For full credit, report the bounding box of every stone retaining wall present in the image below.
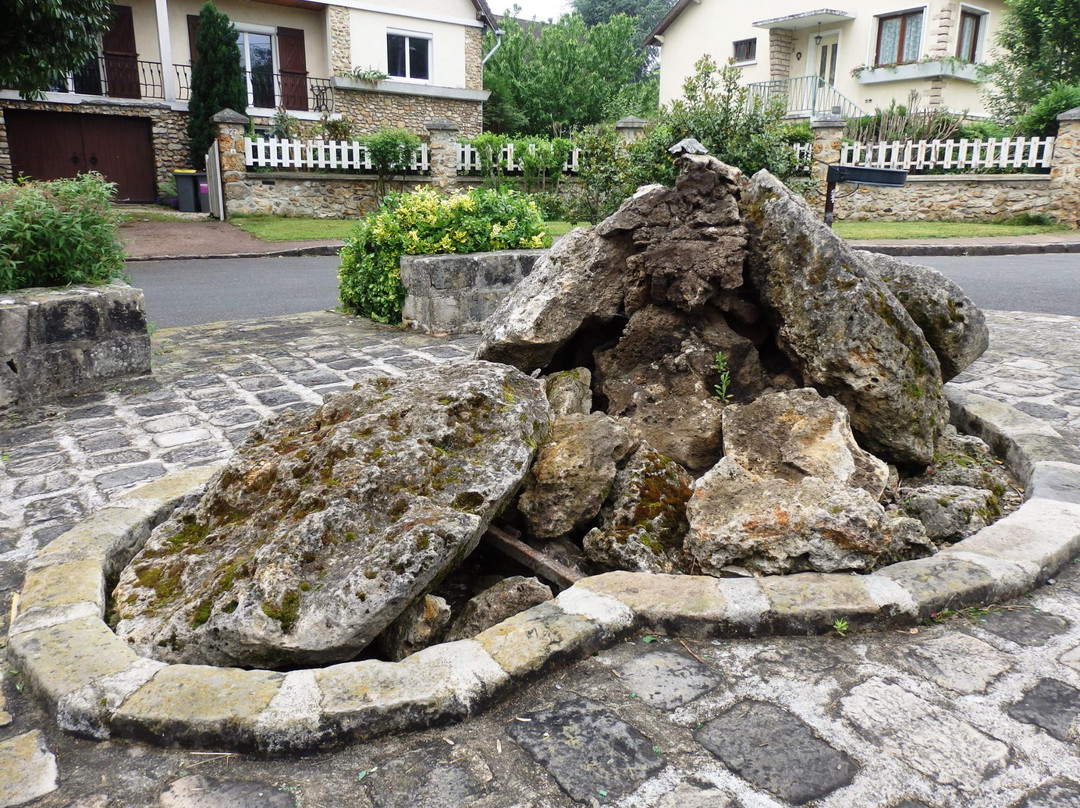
[401,250,546,335]
[0,283,151,410]
[833,175,1053,222]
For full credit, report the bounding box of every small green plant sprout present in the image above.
[713,351,733,402]
[348,66,388,84]
[832,618,850,637]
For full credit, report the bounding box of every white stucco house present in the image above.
[0,0,498,200]
[646,0,1007,120]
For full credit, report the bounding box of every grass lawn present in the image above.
[545,221,592,237]
[230,216,356,241]
[833,220,1069,240]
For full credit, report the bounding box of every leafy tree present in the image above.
[483,10,648,134]
[1018,82,1080,134]
[982,0,1080,120]
[1,0,113,99]
[187,2,247,169]
[572,0,674,72]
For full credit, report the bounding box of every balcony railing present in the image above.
[45,56,166,100]
[747,75,865,120]
[174,66,333,113]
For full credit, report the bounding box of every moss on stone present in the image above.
[262,589,302,633]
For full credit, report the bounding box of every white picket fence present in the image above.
[839,136,1056,173]
[245,137,430,172]
[457,141,581,174]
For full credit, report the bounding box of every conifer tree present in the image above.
[187,2,247,169]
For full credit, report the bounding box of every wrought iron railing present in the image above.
[174,65,333,113]
[46,57,165,100]
[747,75,865,119]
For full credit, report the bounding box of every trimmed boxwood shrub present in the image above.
[338,186,551,323]
[0,173,126,292]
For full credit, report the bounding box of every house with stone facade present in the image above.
[646,0,1006,120]
[0,0,497,202]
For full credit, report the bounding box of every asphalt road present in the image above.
[127,256,342,329]
[126,252,1080,329]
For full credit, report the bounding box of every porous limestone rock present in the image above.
[740,170,949,467]
[686,457,926,575]
[445,576,553,641]
[583,444,694,574]
[545,368,593,416]
[593,306,768,473]
[721,388,889,500]
[898,484,998,542]
[113,361,552,668]
[864,253,989,381]
[377,594,452,661]
[517,413,634,540]
[923,426,1010,496]
[475,226,633,371]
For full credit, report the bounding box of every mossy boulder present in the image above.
[113,360,552,668]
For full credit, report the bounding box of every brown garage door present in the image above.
[6,109,156,202]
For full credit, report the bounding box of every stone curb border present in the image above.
[125,245,342,263]
[8,388,1080,754]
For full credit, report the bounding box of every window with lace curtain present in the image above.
[956,10,982,62]
[875,9,924,66]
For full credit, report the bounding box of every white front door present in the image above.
[816,34,839,85]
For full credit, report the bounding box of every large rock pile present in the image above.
[113,156,999,669]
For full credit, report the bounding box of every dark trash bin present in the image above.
[197,175,210,213]
[174,170,199,213]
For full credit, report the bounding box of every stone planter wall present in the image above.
[832,174,1053,222]
[0,282,151,410]
[401,250,546,335]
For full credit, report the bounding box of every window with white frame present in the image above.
[237,27,276,108]
[387,31,431,81]
[733,38,757,64]
[875,9,924,66]
[956,8,986,62]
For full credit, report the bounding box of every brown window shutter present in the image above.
[278,27,308,112]
[103,5,140,99]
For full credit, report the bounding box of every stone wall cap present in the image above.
[616,115,648,127]
[1057,106,1080,121]
[811,114,846,128]
[212,109,250,124]
[425,118,459,131]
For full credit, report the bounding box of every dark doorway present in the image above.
[6,109,157,202]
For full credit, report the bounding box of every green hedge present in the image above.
[338,186,551,323]
[0,173,126,292]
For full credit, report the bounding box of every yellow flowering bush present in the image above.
[338,186,551,323]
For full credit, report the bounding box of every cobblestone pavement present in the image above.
[2,309,1080,808]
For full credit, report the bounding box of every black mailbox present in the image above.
[826,164,908,187]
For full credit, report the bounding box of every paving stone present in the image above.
[1058,644,1080,674]
[87,449,152,468]
[174,373,222,389]
[160,443,228,465]
[2,440,64,461]
[225,426,256,446]
[236,375,285,392]
[77,432,131,452]
[695,699,857,805]
[255,389,302,407]
[94,463,167,491]
[887,632,1012,694]
[384,356,436,370]
[979,607,1072,646]
[187,387,234,402]
[1009,779,1080,807]
[613,649,721,709]
[4,453,69,477]
[152,428,213,448]
[207,408,261,427]
[0,424,52,449]
[13,470,78,497]
[142,414,198,434]
[326,357,374,370]
[64,404,117,421]
[1016,402,1070,420]
[365,744,492,808]
[67,418,127,436]
[61,795,109,808]
[157,775,296,808]
[842,679,1010,789]
[24,494,86,525]
[0,730,58,808]
[508,695,664,803]
[1008,678,1080,741]
[267,357,310,372]
[134,401,187,418]
[653,782,738,808]
[193,397,245,414]
[32,522,76,548]
[228,361,267,376]
[288,369,342,386]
